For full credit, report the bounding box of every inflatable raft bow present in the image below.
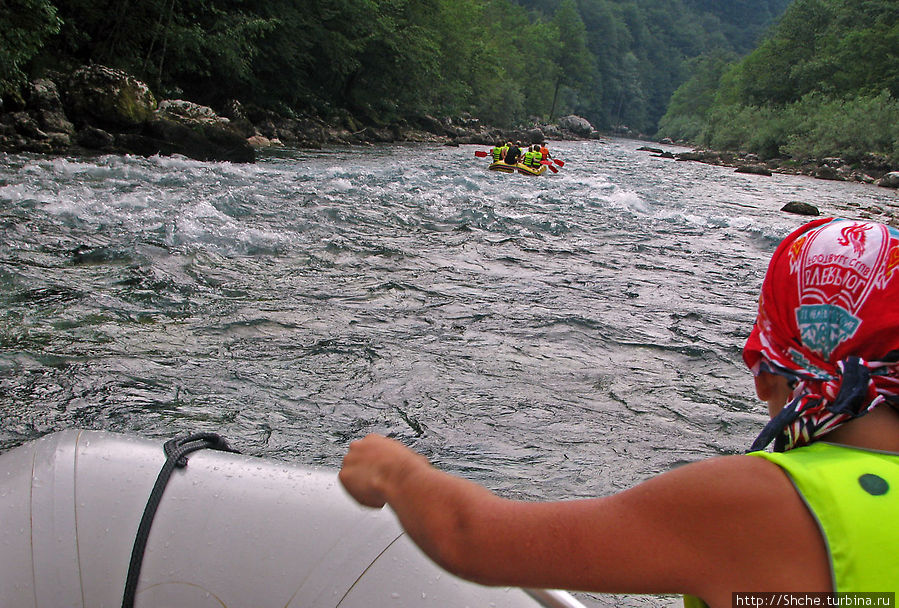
[0,429,586,608]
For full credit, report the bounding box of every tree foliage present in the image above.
[1,0,61,96]
[661,0,899,164]
[8,0,788,133]
[657,50,736,142]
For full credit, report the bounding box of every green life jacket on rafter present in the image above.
[685,442,898,608]
[752,442,898,591]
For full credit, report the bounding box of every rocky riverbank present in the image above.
[0,65,602,164]
[640,144,899,191]
[9,63,893,198]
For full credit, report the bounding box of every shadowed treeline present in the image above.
[3,0,787,135]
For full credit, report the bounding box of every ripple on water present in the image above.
[15,143,893,608]
[1,141,892,486]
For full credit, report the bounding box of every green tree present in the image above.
[688,0,899,161]
[578,0,630,129]
[780,91,899,164]
[39,0,275,104]
[680,0,793,52]
[10,0,794,137]
[0,0,61,96]
[657,50,736,141]
[157,2,276,103]
[549,0,594,121]
[333,0,442,123]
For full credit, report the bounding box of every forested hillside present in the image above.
[659,0,899,164]
[2,0,787,135]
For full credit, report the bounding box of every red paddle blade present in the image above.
[475,151,489,157]
[540,160,559,173]
[553,158,565,167]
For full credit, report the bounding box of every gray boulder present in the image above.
[813,165,845,181]
[412,115,445,135]
[29,79,75,135]
[735,164,772,176]
[782,201,820,216]
[523,127,545,144]
[157,99,229,125]
[875,171,899,188]
[76,125,115,151]
[557,115,594,137]
[6,111,45,139]
[142,99,255,163]
[0,79,73,153]
[541,123,563,138]
[65,65,157,130]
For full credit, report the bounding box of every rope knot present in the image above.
[163,432,239,467]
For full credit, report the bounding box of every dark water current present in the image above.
[2,139,897,606]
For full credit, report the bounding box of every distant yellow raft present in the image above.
[516,162,547,176]
[488,161,516,173]
[488,161,548,176]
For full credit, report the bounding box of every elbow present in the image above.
[419,497,511,587]
[429,540,501,587]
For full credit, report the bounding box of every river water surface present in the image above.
[1,139,897,606]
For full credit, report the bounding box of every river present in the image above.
[1,138,896,606]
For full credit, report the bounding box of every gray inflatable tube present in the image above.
[0,429,586,608]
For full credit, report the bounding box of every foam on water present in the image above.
[1,140,896,514]
[0,140,897,605]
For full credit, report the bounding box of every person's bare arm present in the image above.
[338,434,830,605]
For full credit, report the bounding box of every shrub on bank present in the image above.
[701,103,791,160]
[781,91,899,165]
[693,90,899,166]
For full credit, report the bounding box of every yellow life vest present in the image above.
[752,442,898,591]
[685,443,898,607]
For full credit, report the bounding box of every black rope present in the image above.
[122,432,239,608]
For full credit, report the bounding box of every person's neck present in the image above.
[822,404,899,453]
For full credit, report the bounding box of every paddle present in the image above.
[553,158,565,167]
[540,160,559,173]
[475,150,489,158]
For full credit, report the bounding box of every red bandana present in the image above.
[744,218,899,451]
